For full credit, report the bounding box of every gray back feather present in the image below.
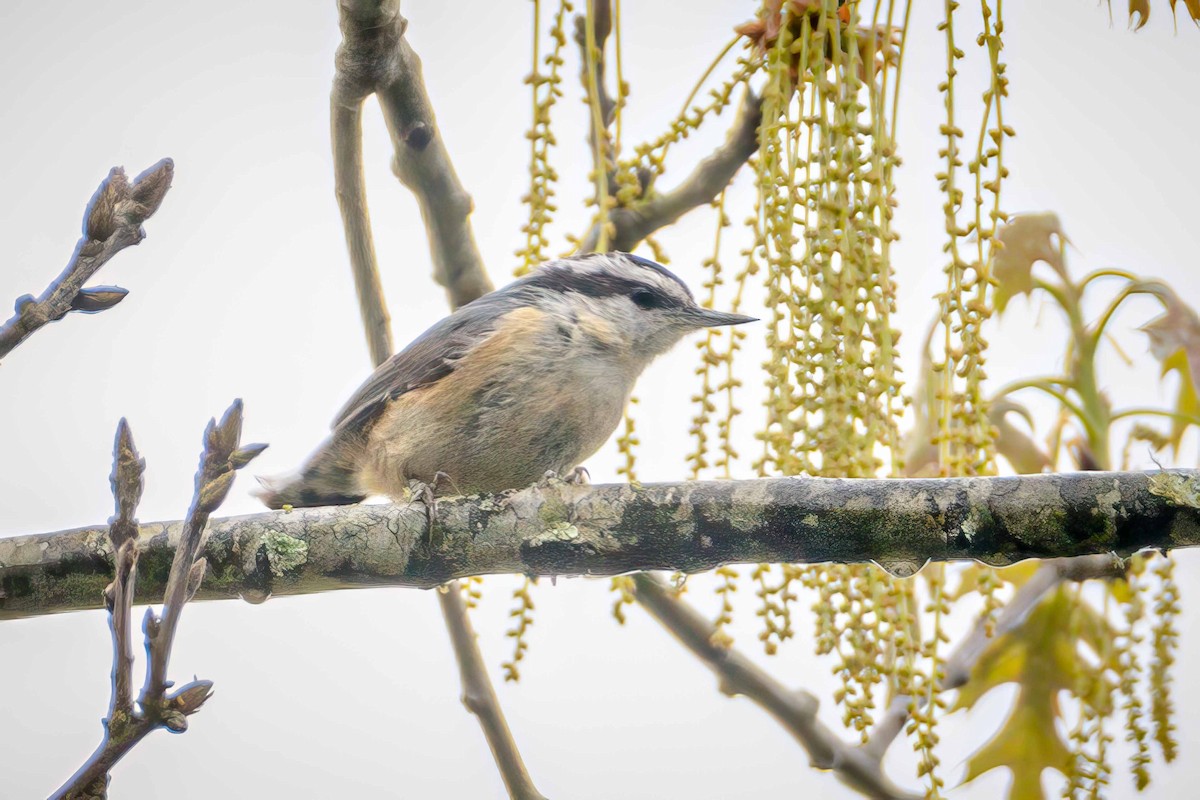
[332,252,690,432]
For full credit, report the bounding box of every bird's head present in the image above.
[520,252,757,359]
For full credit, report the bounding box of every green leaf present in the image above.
[955,587,1116,800]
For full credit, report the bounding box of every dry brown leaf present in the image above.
[993,213,1066,313]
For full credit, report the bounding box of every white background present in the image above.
[2,1,1198,797]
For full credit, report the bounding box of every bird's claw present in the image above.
[540,467,590,488]
[409,471,454,546]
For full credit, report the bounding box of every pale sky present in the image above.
[2,2,1199,798]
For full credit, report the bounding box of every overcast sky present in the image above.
[2,2,1199,798]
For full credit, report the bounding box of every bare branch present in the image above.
[440,584,547,800]
[331,6,535,796]
[332,0,492,315]
[573,3,616,131]
[51,402,264,799]
[574,1,618,198]
[107,419,145,720]
[332,96,393,366]
[578,88,761,253]
[631,574,919,800]
[0,159,173,362]
[5,470,1198,621]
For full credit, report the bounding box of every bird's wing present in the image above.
[331,292,516,433]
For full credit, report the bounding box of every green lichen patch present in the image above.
[527,522,580,548]
[261,531,309,577]
[1148,472,1200,509]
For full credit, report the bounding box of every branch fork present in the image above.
[52,401,265,800]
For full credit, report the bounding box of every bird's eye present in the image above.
[631,288,666,310]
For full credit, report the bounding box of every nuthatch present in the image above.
[255,252,756,509]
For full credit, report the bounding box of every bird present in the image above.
[254,252,756,509]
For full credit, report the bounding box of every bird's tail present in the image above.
[253,434,367,509]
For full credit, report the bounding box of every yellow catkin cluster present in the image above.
[1065,586,1114,800]
[710,1,929,755]
[582,0,613,250]
[516,0,573,276]
[502,577,538,682]
[508,3,1182,793]
[1117,557,1152,789]
[620,54,755,206]
[932,0,1008,479]
[710,565,739,648]
[1149,556,1180,763]
[610,575,636,624]
[687,192,731,479]
[910,2,1010,793]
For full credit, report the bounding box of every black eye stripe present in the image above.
[631,287,669,310]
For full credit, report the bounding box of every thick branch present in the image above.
[0,159,173,362]
[5,470,1199,620]
[578,88,761,253]
[632,574,918,800]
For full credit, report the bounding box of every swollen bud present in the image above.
[161,710,188,733]
[185,558,207,603]
[85,167,130,242]
[71,286,129,313]
[128,158,174,223]
[169,679,214,715]
[197,470,235,513]
[230,443,269,470]
[143,607,160,640]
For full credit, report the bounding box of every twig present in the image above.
[331,5,539,797]
[631,574,919,800]
[441,583,547,800]
[332,0,492,315]
[5,470,1198,620]
[0,159,173,362]
[857,554,1128,763]
[331,93,392,367]
[51,401,265,799]
[577,87,761,253]
[573,2,616,132]
[574,1,617,197]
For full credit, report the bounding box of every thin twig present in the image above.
[5,471,1196,620]
[331,94,393,367]
[631,574,919,800]
[577,88,761,253]
[0,159,173,362]
[51,402,265,799]
[574,1,618,202]
[441,584,547,800]
[331,5,540,797]
[332,0,492,313]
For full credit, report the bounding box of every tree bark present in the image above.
[3,470,1197,620]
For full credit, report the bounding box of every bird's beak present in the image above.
[680,307,759,327]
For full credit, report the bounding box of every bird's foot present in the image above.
[539,467,589,488]
[407,471,455,546]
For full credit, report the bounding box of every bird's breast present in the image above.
[361,305,635,497]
